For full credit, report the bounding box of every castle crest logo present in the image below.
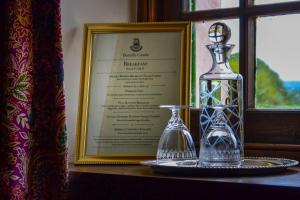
[130,38,143,52]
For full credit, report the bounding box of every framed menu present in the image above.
[75,22,191,164]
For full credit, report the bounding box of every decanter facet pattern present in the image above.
[200,79,243,141]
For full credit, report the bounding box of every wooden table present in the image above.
[68,164,300,199]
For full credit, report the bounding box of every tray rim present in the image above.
[141,157,299,176]
[141,157,299,170]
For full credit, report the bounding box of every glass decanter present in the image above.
[199,22,244,167]
[156,105,196,164]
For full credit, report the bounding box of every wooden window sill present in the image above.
[68,164,300,199]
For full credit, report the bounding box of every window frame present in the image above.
[137,0,300,160]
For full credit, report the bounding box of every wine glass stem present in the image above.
[169,109,180,124]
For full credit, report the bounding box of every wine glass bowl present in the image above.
[156,105,197,164]
[199,105,241,167]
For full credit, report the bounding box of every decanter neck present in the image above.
[207,43,235,74]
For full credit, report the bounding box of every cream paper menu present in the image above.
[85,32,181,156]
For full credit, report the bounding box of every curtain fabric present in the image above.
[0,0,67,199]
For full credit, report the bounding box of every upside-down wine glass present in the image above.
[156,105,197,165]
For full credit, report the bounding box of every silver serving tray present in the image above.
[141,157,299,176]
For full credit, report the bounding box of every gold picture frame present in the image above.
[75,22,191,164]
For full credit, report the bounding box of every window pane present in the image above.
[255,14,300,109]
[255,0,300,5]
[186,0,239,12]
[191,19,239,106]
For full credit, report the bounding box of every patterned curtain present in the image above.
[0,0,67,199]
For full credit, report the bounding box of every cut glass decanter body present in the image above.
[199,22,244,167]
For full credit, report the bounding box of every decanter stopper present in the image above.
[208,22,231,44]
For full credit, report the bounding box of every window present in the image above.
[137,0,300,160]
[256,14,300,109]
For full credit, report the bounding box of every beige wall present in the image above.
[61,0,136,162]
